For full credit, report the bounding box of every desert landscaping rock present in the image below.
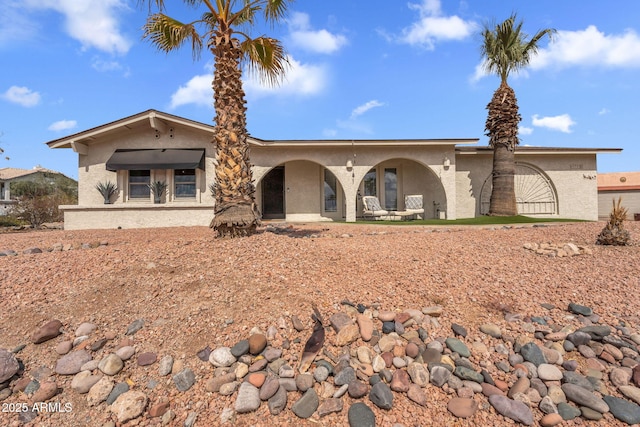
[603,395,640,425]
[172,368,195,392]
[562,383,609,413]
[489,394,534,425]
[1,222,640,426]
[109,390,148,423]
[98,353,124,376]
[125,318,144,335]
[0,349,19,383]
[447,397,478,418]
[291,388,319,418]
[348,402,376,427]
[31,319,63,344]
[55,350,92,375]
[369,382,393,410]
[235,382,261,413]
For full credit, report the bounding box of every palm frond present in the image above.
[480,14,554,83]
[241,36,289,87]
[143,13,204,60]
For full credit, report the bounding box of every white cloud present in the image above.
[170,75,212,109]
[531,26,640,70]
[532,114,576,133]
[2,86,41,107]
[519,126,533,136]
[244,56,327,98]
[351,100,385,119]
[288,12,347,54]
[399,0,477,48]
[48,120,77,131]
[598,108,610,115]
[24,0,131,54]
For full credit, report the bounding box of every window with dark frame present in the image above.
[129,170,150,199]
[174,169,196,198]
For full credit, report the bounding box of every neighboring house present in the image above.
[0,166,72,216]
[45,109,621,230]
[597,172,640,220]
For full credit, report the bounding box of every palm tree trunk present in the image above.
[486,82,520,216]
[489,144,517,215]
[209,38,261,237]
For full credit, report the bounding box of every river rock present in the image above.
[209,347,236,367]
[55,350,92,375]
[236,382,261,413]
[292,388,319,419]
[445,338,470,357]
[538,364,563,381]
[248,334,267,355]
[32,320,63,344]
[447,397,478,418]
[369,382,393,409]
[489,395,534,426]
[318,398,343,417]
[71,371,101,394]
[520,342,547,366]
[561,383,609,413]
[268,385,288,415]
[348,402,376,427]
[87,377,114,406]
[357,314,374,341]
[75,322,97,337]
[173,368,195,392]
[110,390,148,423]
[98,354,124,376]
[31,381,58,402]
[603,395,640,425]
[0,349,20,382]
[568,302,593,316]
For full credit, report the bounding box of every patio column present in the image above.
[345,188,357,222]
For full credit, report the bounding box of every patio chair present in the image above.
[404,194,424,219]
[362,196,389,220]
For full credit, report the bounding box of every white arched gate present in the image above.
[480,163,557,215]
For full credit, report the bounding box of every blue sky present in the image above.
[1,0,639,180]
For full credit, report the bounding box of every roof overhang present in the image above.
[249,138,479,147]
[105,149,205,171]
[46,110,215,150]
[456,146,623,155]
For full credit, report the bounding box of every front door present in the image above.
[262,166,285,219]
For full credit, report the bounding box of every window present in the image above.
[174,169,196,198]
[129,170,150,199]
[323,169,337,212]
[384,168,397,210]
[364,169,376,196]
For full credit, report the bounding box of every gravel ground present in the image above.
[0,221,639,426]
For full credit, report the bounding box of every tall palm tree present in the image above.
[481,15,555,216]
[141,0,292,237]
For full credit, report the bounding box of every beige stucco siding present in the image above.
[61,204,213,230]
[455,152,598,221]
[76,125,215,206]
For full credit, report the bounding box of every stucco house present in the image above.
[0,166,73,216]
[45,109,621,230]
[597,172,640,220]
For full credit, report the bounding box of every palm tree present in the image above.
[141,0,292,237]
[480,14,555,216]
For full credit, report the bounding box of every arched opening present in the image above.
[480,162,558,215]
[356,158,447,219]
[255,160,346,221]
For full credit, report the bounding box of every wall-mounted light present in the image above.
[443,156,451,169]
[346,160,353,171]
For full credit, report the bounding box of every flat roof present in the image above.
[456,146,623,155]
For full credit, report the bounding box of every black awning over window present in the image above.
[106,149,205,171]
